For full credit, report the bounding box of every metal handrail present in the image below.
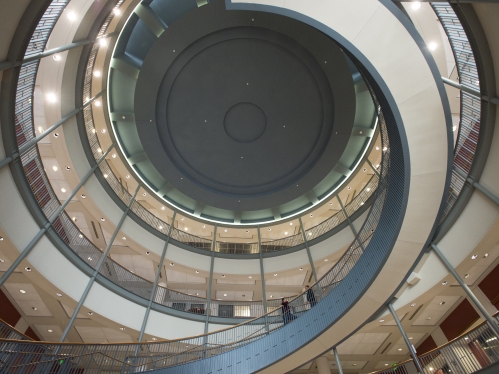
[431,3,482,224]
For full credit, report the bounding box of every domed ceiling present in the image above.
[108,0,376,224]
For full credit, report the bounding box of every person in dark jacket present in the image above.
[281,298,296,325]
[305,285,317,308]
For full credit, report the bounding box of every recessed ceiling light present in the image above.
[284,231,288,235]
[442,281,448,285]
[48,329,53,333]
[363,168,367,172]
[324,259,328,262]
[353,364,357,366]
[464,274,470,278]
[53,132,59,138]
[379,319,384,323]
[248,276,252,278]
[308,232,312,236]
[398,348,403,351]
[52,166,58,172]
[0,259,4,263]
[0,236,3,241]
[411,1,422,10]
[88,312,93,315]
[410,303,416,307]
[25,267,31,272]
[376,146,380,150]
[224,229,227,232]
[347,186,351,190]
[97,148,102,153]
[329,202,333,205]
[113,8,121,15]
[385,364,389,366]
[184,227,188,231]
[32,307,37,311]
[56,293,62,297]
[122,237,126,240]
[92,129,96,134]
[61,188,66,193]
[100,218,105,221]
[367,188,371,192]
[428,42,438,51]
[65,166,71,171]
[95,100,102,107]
[119,327,125,331]
[195,293,199,296]
[409,337,413,340]
[483,253,489,258]
[81,194,86,198]
[20,289,26,294]
[94,71,102,77]
[151,337,157,341]
[471,254,478,259]
[453,125,457,132]
[181,218,184,221]
[170,263,174,266]
[426,317,432,320]
[53,54,62,61]
[310,214,313,217]
[245,229,248,233]
[274,273,277,276]
[223,294,227,297]
[289,222,293,225]
[270,295,273,298]
[440,301,446,305]
[383,146,388,152]
[268,228,271,231]
[161,206,165,210]
[101,129,106,134]
[146,251,150,255]
[221,274,226,278]
[98,38,108,47]
[299,268,303,271]
[88,257,92,261]
[143,192,147,196]
[67,11,77,21]
[112,153,117,158]
[195,271,199,274]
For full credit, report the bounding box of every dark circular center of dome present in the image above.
[224,102,267,143]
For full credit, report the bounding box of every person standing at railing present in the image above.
[281,298,296,325]
[305,285,317,308]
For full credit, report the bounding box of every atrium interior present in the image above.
[0,0,499,373]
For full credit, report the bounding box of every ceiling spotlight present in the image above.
[122,237,126,240]
[52,166,58,172]
[46,93,57,103]
[471,254,478,259]
[56,293,62,297]
[143,192,147,196]
[0,259,4,263]
[442,281,448,285]
[95,100,102,107]
[170,262,174,266]
[53,54,62,61]
[224,294,227,297]
[268,228,271,231]
[146,251,150,255]
[65,166,71,171]
[426,317,432,320]
[409,337,413,340]
[248,276,252,279]
[126,175,130,179]
[310,214,313,217]
[299,268,303,271]
[347,186,351,190]
[221,274,226,278]
[398,348,403,351]
[53,132,59,138]
[103,174,108,178]
[270,295,273,298]
[411,1,422,10]
[483,253,489,258]
[94,71,102,77]
[224,229,227,232]
[61,188,66,193]
[98,38,108,47]
[428,42,438,51]
[101,129,106,134]
[440,301,446,305]
[113,8,121,16]
[48,329,53,333]
[67,11,77,21]
[32,307,38,311]
[464,274,470,278]
[88,257,92,261]
[112,153,117,158]
[81,194,86,199]
[20,289,26,294]
[324,259,328,262]
[379,319,384,323]
[274,273,277,276]
[308,232,312,236]
[245,229,248,233]
[181,218,184,221]
[453,125,457,132]
[410,303,416,307]
[100,218,105,222]
[88,312,93,315]
[119,327,125,331]
[383,146,388,152]
[92,129,96,134]
[159,226,163,230]
[195,271,200,274]
[161,207,165,210]
[184,227,188,231]
[376,146,380,150]
[0,236,3,241]
[284,231,288,235]
[363,168,367,172]
[290,222,293,225]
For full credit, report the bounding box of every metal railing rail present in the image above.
[371,314,499,374]
[431,3,482,224]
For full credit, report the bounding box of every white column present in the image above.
[316,356,331,374]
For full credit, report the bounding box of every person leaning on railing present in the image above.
[281,298,297,325]
[305,285,317,307]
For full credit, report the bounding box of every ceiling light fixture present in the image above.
[112,153,117,158]
[411,1,422,10]
[426,317,432,320]
[67,11,77,21]
[274,273,277,276]
[471,254,478,259]
[195,271,199,274]
[113,8,121,15]
[376,146,380,150]
[98,38,108,47]
[146,251,150,255]
[101,129,106,134]
[81,194,86,199]
[20,289,26,294]
[248,276,252,279]
[0,259,4,263]
[159,226,163,230]
[411,303,416,307]
[48,329,53,333]
[440,301,446,305]
[103,174,108,178]
[53,133,59,138]
[65,166,71,171]
[483,253,489,258]
[97,148,102,153]
[224,229,227,232]
[221,274,226,278]
[170,262,174,266]
[143,192,147,196]
[120,327,125,331]
[347,186,351,190]
[100,218,105,221]
[161,206,165,210]
[95,100,102,107]
[52,166,58,171]
[94,71,102,77]
[398,348,403,351]
[268,228,271,231]
[289,222,293,225]
[379,319,384,323]
[224,294,227,297]
[53,54,62,61]
[32,307,37,311]
[442,281,448,285]
[61,188,66,193]
[56,293,62,297]
[299,268,303,271]
[284,232,288,235]
[122,237,126,240]
[428,42,438,51]
[88,312,93,315]
[464,274,470,278]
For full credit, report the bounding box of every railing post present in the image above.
[366,158,380,177]
[333,348,343,374]
[59,185,140,342]
[136,211,176,349]
[337,196,365,252]
[298,217,318,283]
[388,303,425,374]
[258,227,269,333]
[0,144,114,288]
[431,243,499,337]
